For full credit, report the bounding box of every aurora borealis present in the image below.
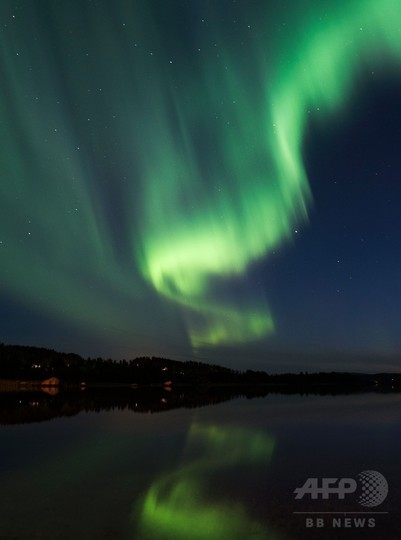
[2,0,401,369]
[135,423,276,539]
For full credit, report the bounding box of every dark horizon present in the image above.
[3,339,401,375]
[1,342,401,379]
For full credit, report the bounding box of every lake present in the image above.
[0,389,399,539]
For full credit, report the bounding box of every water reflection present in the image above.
[135,423,276,539]
[0,392,399,539]
[0,387,269,425]
[1,384,399,426]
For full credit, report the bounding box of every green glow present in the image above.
[134,423,276,540]
[139,0,401,346]
[1,1,401,353]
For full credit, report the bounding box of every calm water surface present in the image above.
[0,392,400,539]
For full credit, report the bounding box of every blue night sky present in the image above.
[1,0,401,372]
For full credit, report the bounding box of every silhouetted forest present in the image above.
[0,342,400,389]
[0,343,245,384]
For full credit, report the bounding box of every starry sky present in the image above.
[1,0,401,372]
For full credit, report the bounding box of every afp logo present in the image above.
[294,470,388,507]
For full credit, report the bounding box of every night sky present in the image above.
[1,0,401,371]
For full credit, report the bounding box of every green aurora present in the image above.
[1,0,401,356]
[134,423,276,539]
[139,0,401,348]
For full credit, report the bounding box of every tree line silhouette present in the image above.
[0,342,400,389]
